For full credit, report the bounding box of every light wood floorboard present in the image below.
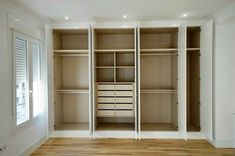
[32,138,235,156]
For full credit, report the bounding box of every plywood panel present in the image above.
[62,57,89,89]
[97,34,134,49]
[187,27,200,48]
[96,68,114,82]
[140,28,178,49]
[140,56,173,89]
[116,68,134,82]
[96,53,114,66]
[189,51,200,130]
[62,35,88,50]
[62,94,89,123]
[141,94,172,123]
[116,53,134,66]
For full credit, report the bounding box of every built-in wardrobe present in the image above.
[92,28,137,137]
[52,29,91,136]
[50,21,213,140]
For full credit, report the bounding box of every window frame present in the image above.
[12,30,42,129]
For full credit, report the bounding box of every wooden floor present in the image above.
[32,138,235,156]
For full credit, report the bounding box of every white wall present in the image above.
[213,3,235,147]
[0,0,49,155]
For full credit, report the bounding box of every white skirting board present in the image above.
[94,131,137,139]
[52,130,90,138]
[186,132,206,139]
[212,140,235,148]
[19,135,47,156]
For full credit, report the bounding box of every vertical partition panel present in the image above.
[178,23,187,139]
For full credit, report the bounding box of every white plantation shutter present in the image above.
[32,43,42,117]
[13,30,42,127]
[15,37,29,125]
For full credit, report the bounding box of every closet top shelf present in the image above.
[57,89,89,93]
[140,48,178,52]
[54,50,89,53]
[94,49,135,52]
[141,89,177,94]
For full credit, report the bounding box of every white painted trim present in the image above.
[212,140,235,148]
[8,14,42,40]
[50,22,90,29]
[19,135,47,156]
[92,21,137,28]
[94,131,136,138]
[187,132,206,139]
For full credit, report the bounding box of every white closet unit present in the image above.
[138,25,185,138]
[48,21,213,140]
[92,26,137,138]
[52,28,92,137]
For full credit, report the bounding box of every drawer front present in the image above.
[97,110,115,117]
[97,85,115,90]
[97,104,115,109]
[116,104,133,110]
[97,97,115,103]
[115,91,133,97]
[97,91,115,96]
[116,110,134,117]
[116,98,133,103]
[115,85,133,90]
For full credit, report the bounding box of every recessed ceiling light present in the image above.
[65,16,69,20]
[123,15,127,19]
[182,13,187,17]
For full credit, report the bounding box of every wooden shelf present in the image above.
[141,123,177,131]
[96,66,114,69]
[54,50,89,57]
[96,82,134,85]
[95,49,135,53]
[187,48,200,51]
[140,48,178,52]
[116,66,135,69]
[141,89,177,94]
[57,89,89,94]
[54,50,89,53]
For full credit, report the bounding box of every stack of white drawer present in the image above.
[97,84,134,117]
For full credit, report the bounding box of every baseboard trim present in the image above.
[19,135,47,156]
[212,139,235,148]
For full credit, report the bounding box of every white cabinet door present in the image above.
[178,23,187,139]
[200,20,213,141]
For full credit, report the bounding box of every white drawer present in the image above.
[97,104,115,109]
[115,85,133,90]
[116,110,134,117]
[97,85,115,90]
[97,110,115,117]
[97,97,115,103]
[116,104,133,109]
[116,91,133,96]
[97,91,115,96]
[116,98,133,103]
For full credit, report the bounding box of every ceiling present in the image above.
[14,0,235,22]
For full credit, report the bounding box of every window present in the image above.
[13,31,42,127]
[15,37,29,125]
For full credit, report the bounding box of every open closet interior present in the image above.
[93,28,136,130]
[186,27,201,131]
[140,28,178,131]
[53,29,90,131]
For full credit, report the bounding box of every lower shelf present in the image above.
[187,123,200,132]
[55,123,89,131]
[141,123,177,131]
[96,123,135,131]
